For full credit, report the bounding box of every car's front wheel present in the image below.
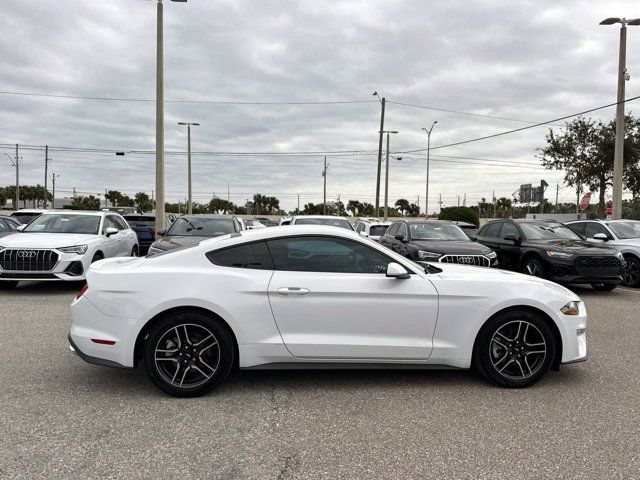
[144,311,235,397]
[522,257,545,278]
[622,255,640,288]
[474,309,556,388]
[0,281,18,290]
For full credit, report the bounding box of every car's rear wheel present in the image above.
[0,281,18,290]
[131,245,138,257]
[591,283,617,291]
[522,258,545,278]
[144,312,235,397]
[474,310,556,388]
[622,255,640,287]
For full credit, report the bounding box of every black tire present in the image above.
[522,257,545,278]
[131,245,138,257]
[622,256,640,288]
[91,252,104,263]
[144,311,235,397]
[0,281,18,290]
[591,283,617,292]
[473,309,556,388]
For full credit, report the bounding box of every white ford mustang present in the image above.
[0,211,138,288]
[69,225,587,397]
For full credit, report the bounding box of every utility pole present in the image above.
[73,187,77,198]
[375,95,386,215]
[51,172,58,209]
[337,194,341,216]
[600,17,640,219]
[555,184,559,211]
[155,0,165,232]
[438,193,443,212]
[492,190,496,218]
[383,130,399,221]
[7,144,20,209]
[177,122,199,215]
[105,188,108,208]
[322,156,327,215]
[297,193,300,214]
[422,121,438,218]
[463,193,466,207]
[44,145,51,208]
[227,182,230,203]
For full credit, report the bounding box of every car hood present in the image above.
[151,235,212,250]
[432,262,576,296]
[409,240,492,255]
[526,238,616,254]
[0,233,97,248]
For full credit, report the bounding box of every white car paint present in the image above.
[69,226,586,374]
[0,211,138,282]
[353,220,391,242]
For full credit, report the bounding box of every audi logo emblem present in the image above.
[459,256,475,264]
[17,250,38,258]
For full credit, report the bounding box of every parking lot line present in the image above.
[618,287,640,294]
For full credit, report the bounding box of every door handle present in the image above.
[277,287,310,296]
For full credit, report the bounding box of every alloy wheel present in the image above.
[154,323,220,388]
[623,260,640,287]
[489,320,547,380]
[525,261,542,277]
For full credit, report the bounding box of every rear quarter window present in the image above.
[206,242,274,270]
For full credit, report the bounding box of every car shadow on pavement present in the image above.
[1,281,83,295]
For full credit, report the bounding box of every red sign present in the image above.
[579,192,591,211]
[605,201,612,217]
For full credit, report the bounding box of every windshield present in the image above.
[606,221,640,239]
[294,218,353,230]
[23,214,100,234]
[409,223,470,241]
[10,212,43,224]
[519,222,581,241]
[167,217,236,237]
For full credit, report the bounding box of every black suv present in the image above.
[476,219,624,290]
[379,220,497,267]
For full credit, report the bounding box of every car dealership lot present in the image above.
[1,284,639,479]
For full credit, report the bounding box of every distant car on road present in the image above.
[0,215,21,238]
[123,213,174,255]
[10,209,50,225]
[565,219,640,288]
[148,215,243,255]
[0,211,138,289]
[289,215,354,230]
[353,220,391,242]
[380,220,497,267]
[476,219,624,290]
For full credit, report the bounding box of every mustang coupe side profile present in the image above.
[69,226,587,397]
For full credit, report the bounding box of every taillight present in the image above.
[91,339,116,345]
[76,283,88,300]
[149,229,156,235]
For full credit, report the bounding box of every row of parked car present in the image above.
[1,209,639,290]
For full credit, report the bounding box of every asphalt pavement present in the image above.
[1,281,639,479]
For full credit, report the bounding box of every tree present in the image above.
[69,195,101,210]
[208,197,235,214]
[346,200,363,217]
[394,198,411,216]
[135,192,153,213]
[407,203,420,217]
[438,206,479,226]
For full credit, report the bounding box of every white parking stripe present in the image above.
[618,287,640,294]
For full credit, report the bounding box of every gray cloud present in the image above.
[1,0,638,211]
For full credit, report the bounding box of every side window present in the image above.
[397,223,408,239]
[267,236,392,274]
[102,216,117,233]
[355,223,364,233]
[0,220,8,233]
[206,242,274,270]
[567,222,586,236]
[480,222,502,238]
[112,216,128,230]
[386,223,399,237]
[585,222,612,239]
[500,223,520,239]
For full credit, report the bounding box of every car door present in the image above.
[378,222,398,249]
[584,222,614,244]
[111,215,131,255]
[266,235,439,360]
[477,222,502,253]
[497,222,522,269]
[101,216,120,257]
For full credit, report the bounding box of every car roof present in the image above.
[199,225,360,246]
[39,210,106,216]
[11,209,50,214]
[176,214,236,219]
[292,215,350,220]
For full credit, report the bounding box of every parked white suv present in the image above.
[0,211,138,289]
[566,219,640,287]
[289,215,354,230]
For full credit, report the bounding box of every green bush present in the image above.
[438,206,479,227]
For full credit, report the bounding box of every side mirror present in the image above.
[17,224,26,231]
[394,234,406,242]
[593,233,609,241]
[503,234,519,242]
[156,228,166,236]
[386,262,410,279]
[105,227,118,237]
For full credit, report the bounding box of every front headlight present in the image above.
[58,244,88,255]
[560,301,580,316]
[546,250,573,258]
[486,251,497,259]
[417,251,442,260]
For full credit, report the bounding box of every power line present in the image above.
[0,90,378,106]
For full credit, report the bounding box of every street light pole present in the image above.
[374,94,386,216]
[178,122,199,215]
[600,17,640,219]
[421,121,437,218]
[322,156,328,215]
[382,130,398,221]
[51,172,59,210]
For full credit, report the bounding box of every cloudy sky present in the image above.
[1,0,638,212]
